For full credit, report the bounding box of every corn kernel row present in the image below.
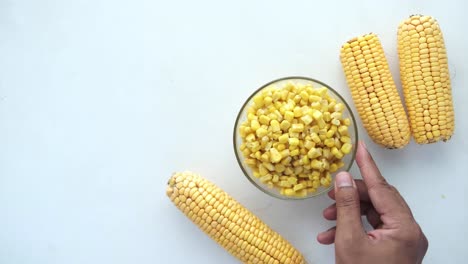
[239,81,352,197]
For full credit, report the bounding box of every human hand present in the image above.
[317,141,428,264]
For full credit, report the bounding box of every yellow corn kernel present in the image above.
[312,110,323,120]
[341,143,352,154]
[270,148,282,163]
[293,183,305,191]
[311,133,321,143]
[272,174,279,183]
[320,177,331,187]
[337,125,349,136]
[278,133,289,144]
[304,140,315,150]
[280,180,292,187]
[290,149,300,156]
[310,159,322,170]
[245,133,255,142]
[340,136,351,143]
[256,127,268,138]
[260,174,273,183]
[310,171,320,181]
[245,158,256,166]
[331,147,344,159]
[307,147,321,159]
[280,120,291,131]
[291,123,304,133]
[287,177,298,185]
[284,111,294,121]
[312,180,320,188]
[274,164,285,173]
[289,137,300,146]
[259,164,269,176]
[293,106,303,117]
[324,138,335,148]
[284,188,296,196]
[301,114,313,125]
[329,163,338,173]
[250,119,260,131]
[270,119,281,132]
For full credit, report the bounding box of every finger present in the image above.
[356,141,413,219]
[317,227,336,245]
[328,179,370,202]
[323,202,383,229]
[366,207,383,229]
[334,172,366,242]
[323,202,373,221]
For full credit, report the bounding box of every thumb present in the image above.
[334,172,365,242]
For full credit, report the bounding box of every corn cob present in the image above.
[397,15,455,143]
[166,171,306,264]
[340,33,411,148]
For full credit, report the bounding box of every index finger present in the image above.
[356,141,413,220]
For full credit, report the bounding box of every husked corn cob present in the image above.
[397,15,455,143]
[166,171,306,264]
[340,33,411,148]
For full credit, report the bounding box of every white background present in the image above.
[1,0,467,263]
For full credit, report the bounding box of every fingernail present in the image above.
[335,172,354,189]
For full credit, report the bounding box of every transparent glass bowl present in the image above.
[233,77,358,200]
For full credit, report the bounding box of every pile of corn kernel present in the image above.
[239,81,352,197]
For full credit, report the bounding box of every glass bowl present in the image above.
[233,76,358,200]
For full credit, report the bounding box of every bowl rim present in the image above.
[233,76,358,200]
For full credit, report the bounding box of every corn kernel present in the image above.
[284,188,295,196]
[246,133,256,142]
[324,138,335,148]
[284,111,294,121]
[341,143,352,154]
[270,148,282,163]
[250,119,260,131]
[291,123,304,132]
[290,149,300,156]
[338,125,349,135]
[301,114,313,125]
[311,159,322,170]
[288,137,299,146]
[260,174,272,183]
[293,183,305,191]
[278,134,289,144]
[287,177,298,185]
[280,120,291,131]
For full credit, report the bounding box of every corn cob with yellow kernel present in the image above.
[340,33,411,148]
[397,15,455,144]
[166,171,306,264]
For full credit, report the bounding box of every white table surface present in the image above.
[1,0,467,263]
